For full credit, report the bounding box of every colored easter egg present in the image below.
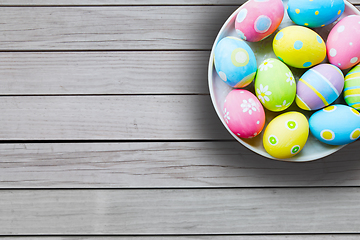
[295,64,344,111]
[327,15,360,70]
[344,64,360,110]
[214,36,257,88]
[234,0,284,42]
[309,104,360,145]
[223,89,265,138]
[255,58,296,111]
[273,26,326,68]
[263,111,309,159]
[287,0,344,28]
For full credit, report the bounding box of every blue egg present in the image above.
[309,104,360,145]
[287,0,345,28]
[214,36,257,88]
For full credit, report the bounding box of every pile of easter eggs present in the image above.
[214,0,360,159]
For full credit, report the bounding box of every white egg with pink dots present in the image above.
[327,15,360,70]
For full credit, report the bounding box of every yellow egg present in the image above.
[273,26,326,68]
[263,111,309,159]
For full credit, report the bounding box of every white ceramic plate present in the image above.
[208,0,360,162]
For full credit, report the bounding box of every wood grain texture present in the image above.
[0,0,357,5]
[0,51,209,95]
[0,141,360,188]
[0,6,236,51]
[0,0,244,5]
[1,236,360,239]
[0,95,231,140]
[1,188,360,234]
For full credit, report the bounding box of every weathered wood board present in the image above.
[0,141,359,188]
[1,188,360,234]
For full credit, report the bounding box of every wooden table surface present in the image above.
[0,0,360,238]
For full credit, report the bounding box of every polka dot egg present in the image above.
[344,64,360,110]
[287,0,344,28]
[309,104,360,145]
[296,64,344,111]
[263,111,309,159]
[223,89,265,139]
[327,15,360,70]
[214,36,257,88]
[235,0,284,42]
[273,26,326,68]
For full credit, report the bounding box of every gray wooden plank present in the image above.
[0,6,236,50]
[1,188,360,234]
[0,141,359,188]
[0,51,209,95]
[0,0,244,5]
[0,95,230,140]
[0,0,357,5]
[1,236,360,239]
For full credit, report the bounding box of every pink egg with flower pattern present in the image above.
[327,15,360,70]
[223,89,265,138]
[234,0,284,42]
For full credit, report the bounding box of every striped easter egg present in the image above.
[344,64,360,110]
[296,64,344,111]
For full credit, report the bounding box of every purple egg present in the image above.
[295,64,344,111]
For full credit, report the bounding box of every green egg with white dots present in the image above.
[255,58,296,112]
[263,111,309,159]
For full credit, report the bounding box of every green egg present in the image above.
[255,58,296,111]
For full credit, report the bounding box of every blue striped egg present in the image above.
[214,36,257,88]
[309,104,360,145]
[295,64,344,111]
[344,64,360,110]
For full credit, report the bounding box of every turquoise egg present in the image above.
[214,36,257,88]
[287,0,344,28]
[309,104,360,145]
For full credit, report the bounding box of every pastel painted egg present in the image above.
[327,15,360,70]
[287,0,344,28]
[214,36,257,88]
[235,0,284,42]
[263,111,309,159]
[344,64,360,110]
[255,58,296,111]
[223,89,265,138]
[273,26,326,68]
[296,64,344,111]
[309,104,360,145]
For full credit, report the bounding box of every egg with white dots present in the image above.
[273,26,326,68]
[287,0,344,28]
[234,0,284,42]
[296,64,344,111]
[327,15,360,70]
[309,104,360,145]
[214,36,257,88]
[263,111,309,159]
[223,89,265,139]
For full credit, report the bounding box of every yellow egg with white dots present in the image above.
[273,26,326,68]
[263,112,309,159]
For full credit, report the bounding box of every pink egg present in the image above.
[234,0,284,42]
[326,15,360,70]
[223,89,265,138]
